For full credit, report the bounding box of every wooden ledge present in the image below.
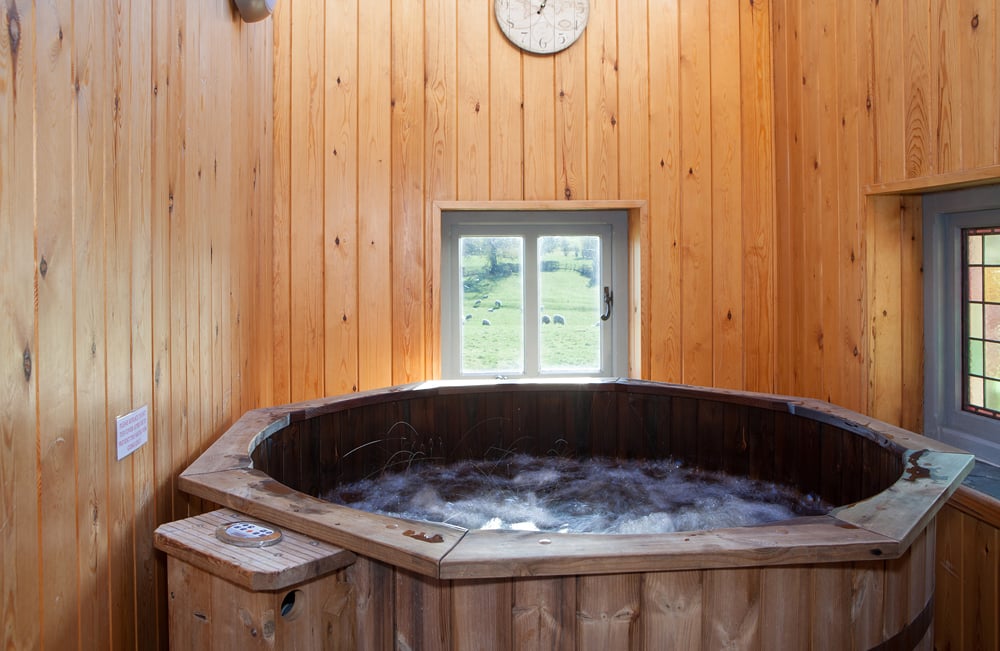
[864,165,1000,196]
[154,508,356,592]
[947,484,1000,528]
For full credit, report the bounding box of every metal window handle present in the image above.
[601,286,613,321]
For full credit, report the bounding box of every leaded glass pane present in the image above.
[964,226,1000,419]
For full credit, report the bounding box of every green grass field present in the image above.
[460,249,601,373]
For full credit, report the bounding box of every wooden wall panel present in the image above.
[0,2,272,649]
[774,0,1000,423]
[271,0,778,395]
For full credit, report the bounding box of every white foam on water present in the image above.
[324,454,831,535]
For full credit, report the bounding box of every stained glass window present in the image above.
[964,226,1000,418]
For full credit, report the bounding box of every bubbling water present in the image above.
[325,454,832,535]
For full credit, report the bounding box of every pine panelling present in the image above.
[796,0,823,400]
[905,2,933,178]
[456,1,490,202]
[274,1,777,396]
[646,0,681,383]
[271,0,291,404]
[325,0,360,395]
[128,0,156,643]
[556,42,587,201]
[36,0,78,646]
[740,0,775,395]
[585,0,619,201]
[424,0,456,378]
[834,0,868,414]
[74,1,112,647]
[679,0,714,386]
[931,0,962,172]
[0,2,271,649]
[710,0,743,391]
[1,2,40,648]
[391,0,426,384]
[149,0,173,644]
[773,1,987,418]
[289,0,324,401]
[356,0,393,391]
[960,0,998,170]
[490,13,524,200]
[523,55,557,201]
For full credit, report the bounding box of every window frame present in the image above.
[924,184,1000,466]
[440,209,629,380]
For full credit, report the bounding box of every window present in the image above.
[924,185,1000,466]
[441,210,628,379]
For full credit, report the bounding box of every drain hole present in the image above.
[281,589,304,620]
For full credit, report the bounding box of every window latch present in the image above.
[601,286,613,321]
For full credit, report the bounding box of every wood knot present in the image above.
[23,346,32,381]
[7,5,21,57]
[474,101,480,113]
[971,13,980,29]
[564,187,572,199]
[335,236,341,245]
[39,256,48,278]
[610,114,617,127]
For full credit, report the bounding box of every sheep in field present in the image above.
[482,319,491,326]
[552,314,566,325]
[541,315,551,324]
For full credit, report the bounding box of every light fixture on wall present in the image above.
[233,0,276,23]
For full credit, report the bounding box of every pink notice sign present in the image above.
[116,405,149,460]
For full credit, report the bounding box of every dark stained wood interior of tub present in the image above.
[249,384,906,510]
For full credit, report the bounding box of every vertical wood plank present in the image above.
[108,0,138,644]
[642,571,703,651]
[325,0,360,396]
[934,505,965,650]
[904,0,933,178]
[702,568,761,649]
[796,0,823,400]
[678,0,713,386]
[576,574,640,651]
[347,557,395,650]
[490,12,523,200]
[931,0,962,172]
[128,0,156,643]
[710,0,744,390]
[452,580,512,651]
[835,0,867,414]
[357,0,394,390]
[872,0,905,183]
[36,0,80,644]
[585,0,618,200]
[867,196,904,425]
[396,569,452,650]
[899,196,923,432]
[150,0,172,645]
[523,54,557,201]
[809,565,851,650]
[391,0,426,384]
[960,0,998,168]
[289,0,325,401]
[456,0,490,201]
[424,0,457,377]
[760,567,809,651]
[964,512,1000,651]
[555,37,586,200]
[513,577,576,651]
[740,0,776,394]
[850,564,886,650]
[271,0,292,403]
[647,0,681,383]
[0,2,40,648]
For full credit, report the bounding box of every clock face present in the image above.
[494,0,590,55]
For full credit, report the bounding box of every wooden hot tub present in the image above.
[180,379,973,650]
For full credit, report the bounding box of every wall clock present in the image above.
[494,0,590,55]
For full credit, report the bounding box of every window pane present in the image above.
[964,225,1000,419]
[538,235,602,372]
[459,237,524,374]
